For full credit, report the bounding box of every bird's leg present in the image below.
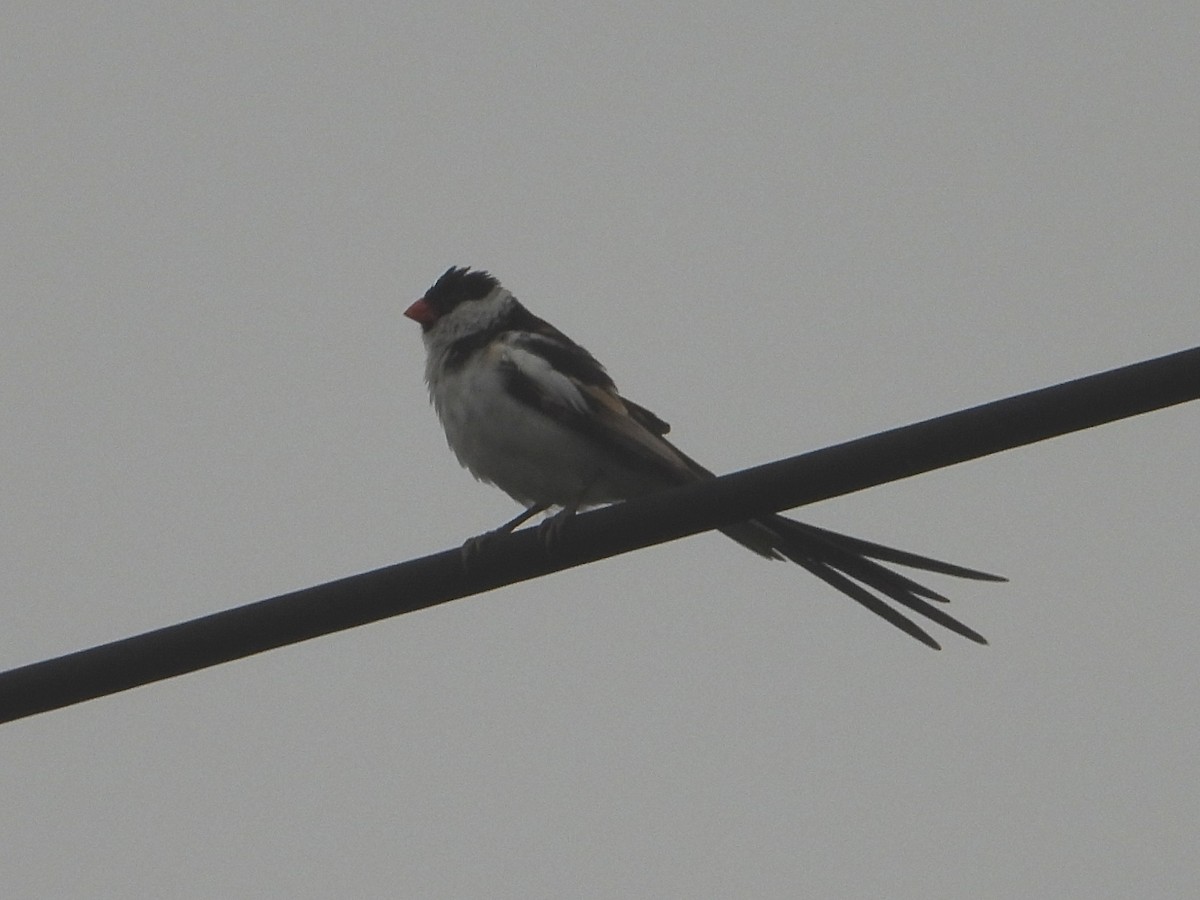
[535,476,600,553]
[535,503,578,551]
[461,503,550,566]
[494,504,549,534]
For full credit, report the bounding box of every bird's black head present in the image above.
[422,266,500,317]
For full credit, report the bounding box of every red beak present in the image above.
[403,298,437,326]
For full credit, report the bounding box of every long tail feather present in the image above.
[781,518,1007,582]
[720,514,1001,648]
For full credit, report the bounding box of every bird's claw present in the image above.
[460,505,576,568]
[535,507,575,554]
[460,530,502,568]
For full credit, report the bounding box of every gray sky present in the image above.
[3,3,1198,897]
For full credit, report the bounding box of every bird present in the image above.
[403,266,1005,648]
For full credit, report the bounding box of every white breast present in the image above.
[427,342,615,508]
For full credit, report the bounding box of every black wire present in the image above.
[1,346,1197,725]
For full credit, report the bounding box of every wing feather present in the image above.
[498,338,696,486]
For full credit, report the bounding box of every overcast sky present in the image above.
[3,4,1198,897]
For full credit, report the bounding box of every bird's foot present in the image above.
[460,529,503,568]
[459,504,550,569]
[535,506,577,554]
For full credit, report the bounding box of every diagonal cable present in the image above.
[0,345,1196,725]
